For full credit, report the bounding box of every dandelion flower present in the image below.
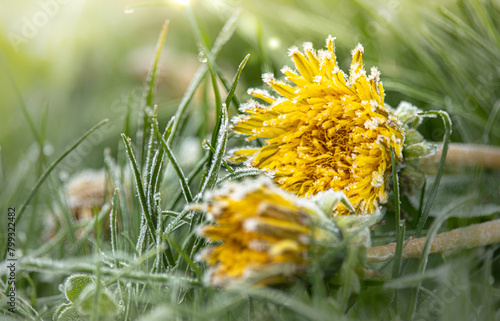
[231,37,404,215]
[197,177,340,286]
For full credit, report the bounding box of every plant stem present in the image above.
[420,143,500,169]
[367,219,500,263]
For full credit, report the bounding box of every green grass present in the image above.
[1,1,500,320]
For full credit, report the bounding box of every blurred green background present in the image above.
[1,0,499,191]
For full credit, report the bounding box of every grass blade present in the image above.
[199,105,229,196]
[138,20,170,166]
[110,189,119,258]
[217,168,263,184]
[224,53,250,111]
[121,134,156,241]
[414,111,452,237]
[151,115,193,203]
[390,147,405,311]
[203,140,234,173]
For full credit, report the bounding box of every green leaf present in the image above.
[64,274,95,303]
[404,128,424,145]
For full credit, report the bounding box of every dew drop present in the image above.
[123,8,135,14]
[198,51,207,63]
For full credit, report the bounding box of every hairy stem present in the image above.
[367,219,500,263]
[420,143,500,169]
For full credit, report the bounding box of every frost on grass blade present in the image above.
[217,168,263,185]
[199,105,229,195]
[136,216,148,256]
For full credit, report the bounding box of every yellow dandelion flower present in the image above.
[231,36,404,215]
[197,177,340,286]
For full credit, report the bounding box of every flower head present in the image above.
[231,37,404,215]
[197,177,340,286]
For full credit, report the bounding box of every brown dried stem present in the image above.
[367,219,500,263]
[420,143,500,170]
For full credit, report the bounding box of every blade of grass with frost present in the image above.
[168,153,209,209]
[217,168,263,184]
[151,116,193,203]
[155,196,166,272]
[210,52,250,114]
[414,111,452,237]
[203,140,234,173]
[148,113,174,208]
[167,8,242,146]
[105,148,137,248]
[145,108,161,215]
[139,20,169,167]
[110,189,119,263]
[196,53,248,186]
[224,53,250,111]
[149,150,164,195]
[164,209,191,235]
[18,256,200,287]
[197,43,223,169]
[216,70,241,113]
[198,105,229,196]
[121,134,157,243]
